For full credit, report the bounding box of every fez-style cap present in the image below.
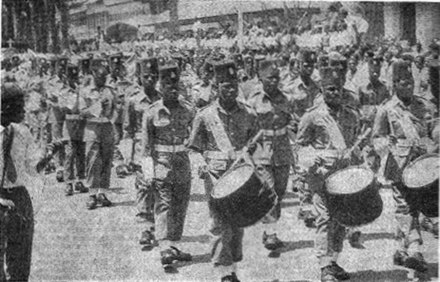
[1,82,24,102]
[136,57,159,77]
[202,60,214,74]
[368,53,383,68]
[87,53,94,59]
[392,59,413,82]
[110,52,123,64]
[212,60,237,84]
[159,61,179,82]
[67,64,79,78]
[256,58,280,79]
[232,54,244,67]
[296,49,317,64]
[318,52,347,88]
[90,58,109,73]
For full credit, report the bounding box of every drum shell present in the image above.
[403,154,439,218]
[326,168,383,227]
[210,164,278,228]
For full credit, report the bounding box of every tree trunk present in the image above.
[29,0,38,51]
[58,0,70,51]
[40,0,49,52]
[169,0,179,35]
[48,1,59,53]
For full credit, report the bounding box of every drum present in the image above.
[210,162,278,228]
[402,153,439,217]
[325,166,383,227]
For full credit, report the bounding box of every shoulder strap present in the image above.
[205,108,234,152]
[1,125,14,189]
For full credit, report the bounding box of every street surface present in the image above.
[28,152,438,282]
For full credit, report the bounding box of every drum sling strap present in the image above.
[1,125,15,192]
[206,109,234,153]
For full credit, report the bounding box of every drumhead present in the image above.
[326,166,374,195]
[403,154,440,189]
[211,164,255,199]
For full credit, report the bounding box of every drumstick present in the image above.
[229,130,264,169]
[343,127,372,160]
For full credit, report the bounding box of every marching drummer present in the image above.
[372,59,431,273]
[296,51,361,282]
[188,60,258,282]
[247,57,296,252]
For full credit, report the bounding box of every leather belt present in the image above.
[86,117,111,123]
[66,114,83,120]
[262,127,287,136]
[204,151,237,160]
[154,144,186,152]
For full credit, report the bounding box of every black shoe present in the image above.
[404,252,428,273]
[347,230,364,249]
[221,272,241,282]
[393,250,409,266]
[321,266,339,282]
[74,181,89,193]
[139,229,156,247]
[56,170,64,182]
[262,231,284,251]
[135,212,155,223]
[115,164,130,178]
[65,183,74,196]
[331,262,350,280]
[97,193,112,207]
[421,217,439,239]
[160,246,192,266]
[86,195,98,210]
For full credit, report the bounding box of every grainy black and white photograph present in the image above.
[0,0,439,281]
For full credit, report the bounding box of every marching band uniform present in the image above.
[372,60,430,273]
[296,52,361,282]
[142,61,194,266]
[247,58,295,250]
[188,60,257,282]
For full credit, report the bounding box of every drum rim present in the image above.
[210,162,255,199]
[402,153,440,189]
[325,165,375,195]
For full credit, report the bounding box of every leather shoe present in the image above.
[347,230,364,249]
[321,266,338,282]
[86,195,98,210]
[263,231,284,251]
[160,246,192,266]
[65,183,73,196]
[139,229,156,247]
[405,252,428,272]
[421,217,439,239]
[221,272,241,282]
[56,170,64,182]
[331,262,350,280]
[74,181,89,193]
[97,193,112,207]
[394,250,428,272]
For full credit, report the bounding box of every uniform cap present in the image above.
[256,58,280,79]
[296,49,317,64]
[158,61,179,82]
[1,82,24,102]
[91,58,109,74]
[212,60,237,84]
[67,64,79,79]
[392,59,413,82]
[137,57,159,77]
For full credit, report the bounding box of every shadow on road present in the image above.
[348,269,409,281]
[280,201,300,208]
[190,193,208,202]
[361,232,395,242]
[180,234,211,244]
[425,262,439,280]
[268,240,315,257]
[107,187,129,194]
[112,200,135,207]
[176,253,212,269]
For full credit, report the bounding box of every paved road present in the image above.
[28,153,438,281]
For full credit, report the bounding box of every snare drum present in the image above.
[326,166,383,227]
[402,153,439,217]
[210,162,278,228]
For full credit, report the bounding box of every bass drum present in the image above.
[326,166,383,227]
[402,153,439,217]
[210,162,278,228]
